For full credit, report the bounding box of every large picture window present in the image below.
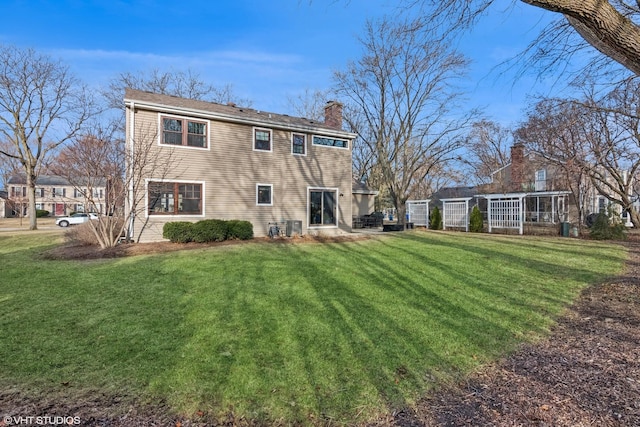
[161,116,208,148]
[148,181,202,215]
[254,128,272,151]
[309,188,337,226]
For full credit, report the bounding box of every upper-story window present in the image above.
[161,116,208,148]
[292,133,306,155]
[535,169,546,191]
[10,186,26,197]
[52,188,66,197]
[312,135,348,149]
[254,128,272,151]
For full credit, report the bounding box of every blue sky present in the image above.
[1,0,565,126]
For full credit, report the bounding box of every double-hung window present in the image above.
[535,169,546,191]
[11,186,26,197]
[161,116,208,148]
[309,188,338,227]
[148,181,202,215]
[254,128,272,151]
[292,133,306,155]
[257,184,273,206]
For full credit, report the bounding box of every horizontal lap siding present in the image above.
[132,108,352,242]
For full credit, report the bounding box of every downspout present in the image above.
[127,102,135,241]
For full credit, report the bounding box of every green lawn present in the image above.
[0,230,627,424]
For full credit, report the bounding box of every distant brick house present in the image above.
[7,175,107,217]
[124,89,361,242]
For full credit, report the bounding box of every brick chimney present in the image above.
[510,143,525,192]
[324,101,343,130]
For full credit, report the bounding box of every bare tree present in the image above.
[463,120,513,184]
[0,45,99,230]
[0,140,21,190]
[412,1,640,77]
[515,99,594,226]
[286,88,333,122]
[48,122,126,248]
[333,16,473,224]
[517,81,640,227]
[104,68,252,111]
[286,88,379,184]
[48,118,177,248]
[580,79,640,227]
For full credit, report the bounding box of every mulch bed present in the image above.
[6,238,640,426]
[380,241,640,427]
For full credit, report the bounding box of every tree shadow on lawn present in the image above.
[389,232,627,312]
[1,232,629,426]
[129,236,517,424]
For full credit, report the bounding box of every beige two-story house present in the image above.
[124,89,358,242]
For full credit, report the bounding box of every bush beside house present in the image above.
[163,219,253,243]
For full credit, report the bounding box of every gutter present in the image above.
[127,101,135,241]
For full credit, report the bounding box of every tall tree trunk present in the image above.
[629,208,640,229]
[26,168,37,230]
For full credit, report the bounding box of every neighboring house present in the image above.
[487,144,640,227]
[0,190,10,218]
[425,144,571,234]
[426,143,637,234]
[124,88,359,242]
[482,143,572,230]
[7,175,107,217]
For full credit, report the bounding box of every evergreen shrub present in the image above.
[589,208,627,240]
[163,221,194,243]
[430,206,442,230]
[469,205,484,232]
[227,220,253,240]
[191,219,228,243]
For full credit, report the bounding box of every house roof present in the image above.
[430,186,481,202]
[8,174,107,186]
[0,190,7,200]
[124,88,358,139]
[352,180,378,195]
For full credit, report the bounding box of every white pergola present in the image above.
[441,197,473,232]
[477,191,570,235]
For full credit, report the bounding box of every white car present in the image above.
[56,213,99,227]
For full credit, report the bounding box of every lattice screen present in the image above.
[443,201,468,229]
[489,199,521,229]
[406,200,430,226]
